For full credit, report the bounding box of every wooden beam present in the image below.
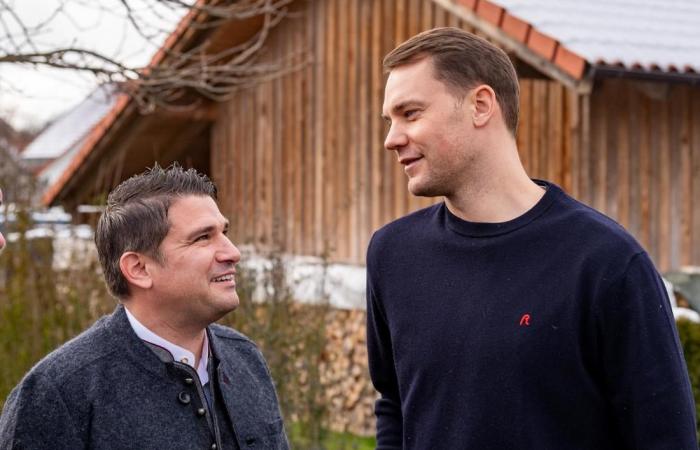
[155,104,219,122]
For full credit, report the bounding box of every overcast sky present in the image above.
[0,0,186,130]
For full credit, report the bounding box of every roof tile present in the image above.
[491,0,700,74]
[554,45,587,79]
[476,0,505,26]
[527,28,558,60]
[501,12,530,42]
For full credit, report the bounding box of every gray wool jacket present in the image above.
[0,305,289,450]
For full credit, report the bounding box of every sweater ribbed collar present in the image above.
[443,180,559,238]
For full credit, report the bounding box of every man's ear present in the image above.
[119,252,153,291]
[471,84,497,128]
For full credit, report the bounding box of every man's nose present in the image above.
[218,235,241,264]
[384,124,408,151]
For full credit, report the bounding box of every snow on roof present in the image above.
[22,85,117,161]
[38,132,89,187]
[492,0,700,73]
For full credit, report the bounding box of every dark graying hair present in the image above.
[383,27,520,136]
[95,163,217,299]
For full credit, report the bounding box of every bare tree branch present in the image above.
[117,0,161,40]
[0,0,302,112]
[0,0,39,52]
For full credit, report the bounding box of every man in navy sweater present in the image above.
[367,27,697,449]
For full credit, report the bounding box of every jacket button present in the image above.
[197,408,206,416]
[184,377,194,385]
[178,391,191,405]
[245,437,256,446]
[210,444,217,449]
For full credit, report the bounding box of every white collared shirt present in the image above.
[124,307,210,385]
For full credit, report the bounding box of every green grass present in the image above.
[288,423,376,450]
[323,430,376,450]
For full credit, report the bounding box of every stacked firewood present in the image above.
[321,309,377,436]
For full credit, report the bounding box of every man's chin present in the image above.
[204,296,240,324]
[408,179,442,198]
[218,295,240,314]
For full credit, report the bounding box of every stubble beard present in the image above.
[408,180,443,198]
[209,290,240,320]
[407,167,455,198]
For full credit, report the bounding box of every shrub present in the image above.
[0,209,113,404]
[222,248,330,448]
[676,319,700,436]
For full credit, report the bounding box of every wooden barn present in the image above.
[44,0,700,273]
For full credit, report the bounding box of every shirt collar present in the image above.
[124,306,209,385]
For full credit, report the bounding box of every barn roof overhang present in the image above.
[43,2,267,207]
[437,0,700,94]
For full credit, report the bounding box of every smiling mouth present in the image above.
[211,274,235,283]
[400,156,423,174]
[399,155,422,166]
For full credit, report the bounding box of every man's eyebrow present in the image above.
[186,220,229,241]
[186,225,215,241]
[381,100,425,121]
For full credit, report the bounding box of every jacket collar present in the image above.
[99,305,169,380]
[105,304,227,382]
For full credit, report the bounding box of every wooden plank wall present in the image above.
[211,0,700,271]
[571,80,700,272]
[212,0,480,264]
[517,79,574,193]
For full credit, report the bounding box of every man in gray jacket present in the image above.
[0,165,288,449]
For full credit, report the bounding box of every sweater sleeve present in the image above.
[0,372,86,449]
[366,238,403,449]
[597,252,697,449]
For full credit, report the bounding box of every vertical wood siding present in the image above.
[574,80,700,271]
[212,0,468,264]
[211,0,700,271]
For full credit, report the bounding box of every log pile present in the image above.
[321,309,377,436]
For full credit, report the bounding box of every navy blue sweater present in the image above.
[366,182,697,449]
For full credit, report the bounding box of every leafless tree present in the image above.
[0,118,35,203]
[0,0,300,112]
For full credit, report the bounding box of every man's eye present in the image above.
[404,109,418,119]
[195,235,209,242]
